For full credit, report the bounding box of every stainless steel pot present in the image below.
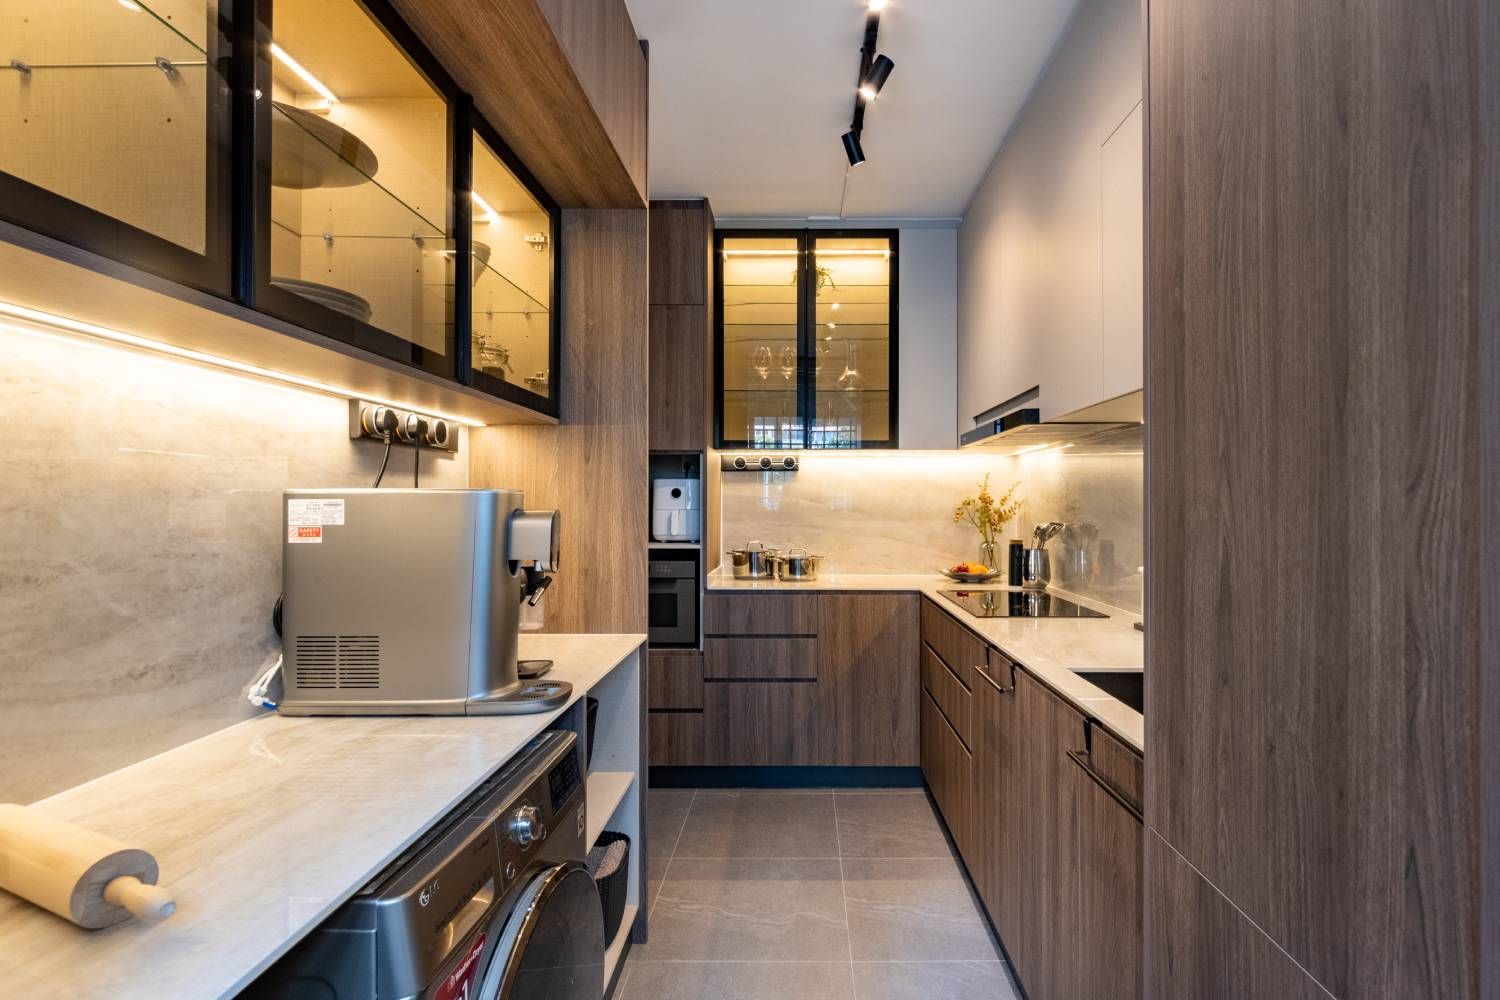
[725,542,780,579]
[777,547,822,581]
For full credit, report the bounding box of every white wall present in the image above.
[718,220,960,450]
[957,0,1142,432]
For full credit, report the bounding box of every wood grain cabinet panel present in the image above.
[1147,0,1489,992]
[649,710,704,766]
[974,663,1023,949]
[704,681,831,765]
[920,690,974,861]
[1009,668,1086,999]
[703,593,819,636]
[1089,721,1143,814]
[920,643,972,751]
[704,637,816,680]
[647,650,703,709]
[819,594,919,766]
[1063,735,1143,999]
[648,304,708,451]
[648,201,711,305]
[1145,831,1327,1000]
[919,598,985,689]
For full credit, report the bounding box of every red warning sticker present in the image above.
[434,933,486,1000]
[288,525,323,544]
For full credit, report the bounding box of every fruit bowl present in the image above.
[941,564,1003,584]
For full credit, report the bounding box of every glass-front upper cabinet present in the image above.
[469,124,558,411]
[716,229,897,449]
[0,0,233,292]
[251,0,458,379]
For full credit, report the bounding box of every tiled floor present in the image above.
[614,788,1023,1000]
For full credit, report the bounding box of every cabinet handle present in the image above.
[1066,750,1143,823]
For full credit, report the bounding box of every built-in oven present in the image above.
[648,550,699,647]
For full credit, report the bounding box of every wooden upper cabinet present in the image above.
[649,199,714,450]
[821,594,919,766]
[651,201,712,305]
[389,0,646,208]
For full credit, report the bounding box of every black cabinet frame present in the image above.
[0,0,561,419]
[714,227,899,450]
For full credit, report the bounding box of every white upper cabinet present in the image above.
[1100,101,1145,402]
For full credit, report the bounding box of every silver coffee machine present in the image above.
[278,488,567,716]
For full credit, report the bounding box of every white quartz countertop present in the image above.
[708,571,1144,751]
[0,633,645,1000]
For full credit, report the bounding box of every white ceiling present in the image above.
[625,0,1081,220]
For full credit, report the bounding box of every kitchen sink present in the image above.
[1075,671,1143,713]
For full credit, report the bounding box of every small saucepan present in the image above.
[726,542,780,580]
[777,547,823,582]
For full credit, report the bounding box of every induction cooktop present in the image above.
[939,589,1108,619]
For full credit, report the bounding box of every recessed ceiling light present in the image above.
[270,42,339,104]
[868,0,888,11]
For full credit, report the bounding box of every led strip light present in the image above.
[0,299,486,427]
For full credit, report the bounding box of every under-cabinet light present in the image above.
[471,192,499,224]
[721,249,799,257]
[812,249,892,257]
[270,43,339,104]
[0,300,485,427]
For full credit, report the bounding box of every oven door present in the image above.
[471,862,604,1000]
[648,556,698,646]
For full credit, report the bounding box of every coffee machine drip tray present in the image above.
[467,680,573,715]
[939,589,1108,619]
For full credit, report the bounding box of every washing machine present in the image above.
[246,730,603,1000]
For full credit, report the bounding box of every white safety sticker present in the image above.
[287,498,346,527]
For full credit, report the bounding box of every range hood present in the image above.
[959,390,1143,453]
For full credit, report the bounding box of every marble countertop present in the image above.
[0,633,645,1000]
[707,571,1144,751]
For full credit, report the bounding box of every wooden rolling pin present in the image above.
[0,804,175,929]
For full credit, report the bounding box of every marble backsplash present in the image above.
[0,322,467,803]
[718,446,1143,612]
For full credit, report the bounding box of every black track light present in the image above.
[842,129,866,167]
[858,54,894,101]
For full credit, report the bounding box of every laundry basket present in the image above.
[587,831,630,943]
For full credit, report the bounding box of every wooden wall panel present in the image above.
[1146,0,1493,995]
[470,209,648,633]
[387,0,644,208]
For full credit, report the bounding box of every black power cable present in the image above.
[372,431,393,488]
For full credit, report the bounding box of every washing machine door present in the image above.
[473,862,604,1000]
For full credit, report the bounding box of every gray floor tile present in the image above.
[842,858,1000,962]
[675,790,839,859]
[646,789,695,906]
[834,791,951,859]
[851,961,1019,1000]
[617,961,854,1000]
[639,857,851,961]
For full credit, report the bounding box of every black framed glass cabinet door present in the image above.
[715,228,897,449]
[0,0,235,294]
[246,0,461,380]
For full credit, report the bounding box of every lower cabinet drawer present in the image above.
[921,642,973,750]
[704,680,832,765]
[920,597,987,689]
[921,690,973,856]
[705,637,817,679]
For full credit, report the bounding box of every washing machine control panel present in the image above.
[547,748,583,812]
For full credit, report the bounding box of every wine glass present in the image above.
[837,341,863,391]
[779,345,797,382]
[752,345,772,382]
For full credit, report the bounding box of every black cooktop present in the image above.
[939,589,1108,619]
